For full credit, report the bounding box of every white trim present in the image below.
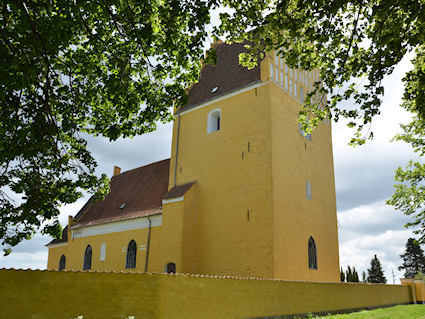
[162,196,184,204]
[71,215,162,239]
[46,242,68,249]
[178,82,268,116]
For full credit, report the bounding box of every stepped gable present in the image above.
[70,159,170,229]
[180,41,263,112]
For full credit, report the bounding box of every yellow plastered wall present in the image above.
[47,221,166,273]
[0,269,414,319]
[268,50,339,281]
[169,68,275,278]
[160,183,197,274]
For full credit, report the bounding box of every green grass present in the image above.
[312,305,425,318]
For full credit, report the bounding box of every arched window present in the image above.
[308,237,317,269]
[165,263,176,274]
[83,245,92,270]
[126,240,137,269]
[207,109,221,133]
[59,255,66,271]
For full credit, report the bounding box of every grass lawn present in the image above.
[313,305,425,318]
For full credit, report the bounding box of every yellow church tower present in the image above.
[47,41,339,282]
[165,41,339,281]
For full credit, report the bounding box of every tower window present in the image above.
[306,180,312,200]
[207,109,221,133]
[299,119,312,141]
[83,245,92,270]
[126,239,137,269]
[59,255,66,271]
[308,237,317,269]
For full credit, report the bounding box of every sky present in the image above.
[1,11,423,285]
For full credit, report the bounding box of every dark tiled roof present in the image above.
[163,182,196,200]
[47,226,68,245]
[179,41,263,112]
[70,159,170,229]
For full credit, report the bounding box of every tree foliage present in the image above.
[215,0,425,242]
[398,238,425,278]
[342,265,359,282]
[367,254,387,283]
[0,0,217,255]
[217,0,425,145]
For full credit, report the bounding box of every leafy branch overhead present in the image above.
[217,0,425,145]
[0,0,217,254]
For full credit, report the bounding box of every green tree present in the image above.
[362,271,367,283]
[215,0,425,241]
[344,265,359,282]
[0,0,217,255]
[398,238,425,278]
[340,267,345,282]
[367,255,387,283]
[217,0,425,145]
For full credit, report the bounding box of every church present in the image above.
[47,40,340,282]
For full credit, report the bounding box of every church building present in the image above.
[47,40,340,282]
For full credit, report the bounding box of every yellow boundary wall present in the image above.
[0,268,416,319]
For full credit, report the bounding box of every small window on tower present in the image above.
[207,109,221,133]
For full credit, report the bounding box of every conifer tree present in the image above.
[367,255,387,283]
[345,265,359,282]
[362,271,367,283]
[340,267,345,282]
[399,238,425,278]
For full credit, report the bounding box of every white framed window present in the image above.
[207,109,221,133]
[270,63,274,80]
[281,57,284,69]
[295,69,298,82]
[290,68,293,78]
[275,66,279,82]
[294,83,297,97]
[100,242,106,261]
[286,65,289,74]
[299,120,312,140]
[275,54,279,66]
[306,180,312,200]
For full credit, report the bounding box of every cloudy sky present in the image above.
[1,11,423,285]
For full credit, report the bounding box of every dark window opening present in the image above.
[59,255,66,271]
[308,237,317,269]
[83,245,92,270]
[166,263,176,274]
[126,239,137,269]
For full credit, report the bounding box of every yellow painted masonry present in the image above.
[0,269,416,319]
[47,44,339,282]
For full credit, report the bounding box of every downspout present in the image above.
[145,217,152,273]
[174,114,181,187]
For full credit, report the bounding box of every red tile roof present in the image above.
[70,159,170,229]
[163,182,195,200]
[179,41,263,112]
